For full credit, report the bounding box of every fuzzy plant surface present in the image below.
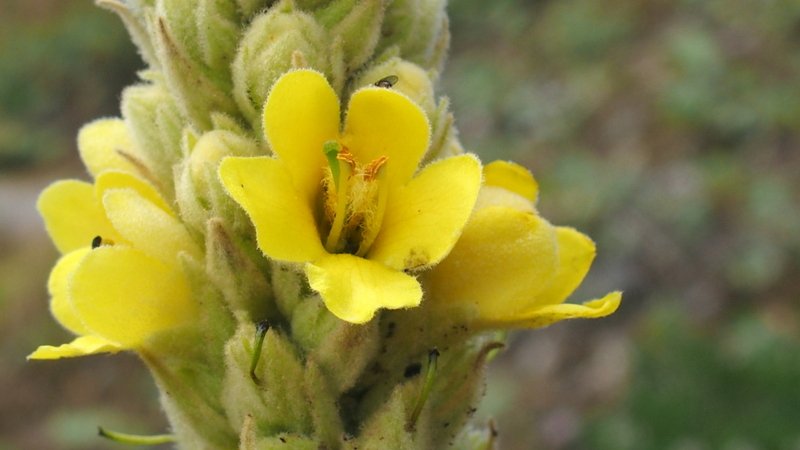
[29,0,621,448]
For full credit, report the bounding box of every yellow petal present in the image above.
[342,86,430,188]
[37,180,120,254]
[533,227,596,307]
[219,156,326,262]
[473,185,535,214]
[306,254,422,323]
[69,246,195,348]
[367,154,482,270]
[483,160,538,203]
[102,188,201,266]
[27,335,125,360]
[263,70,339,202]
[428,206,559,320]
[95,170,172,216]
[49,248,91,335]
[488,291,622,329]
[78,118,141,177]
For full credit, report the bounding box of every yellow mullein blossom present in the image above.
[427,161,621,329]
[29,120,200,359]
[219,70,482,323]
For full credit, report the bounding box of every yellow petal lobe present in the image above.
[219,156,326,262]
[306,254,422,323]
[368,154,482,270]
[343,86,430,188]
[493,291,622,329]
[69,246,195,347]
[28,335,125,360]
[428,206,559,320]
[95,170,172,216]
[483,160,538,203]
[49,248,91,335]
[78,118,141,177]
[102,188,201,266]
[263,70,339,202]
[38,180,119,254]
[533,227,596,307]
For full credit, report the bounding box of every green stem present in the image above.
[98,427,174,445]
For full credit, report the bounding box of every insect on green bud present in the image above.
[374,75,399,88]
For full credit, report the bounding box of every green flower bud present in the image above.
[222,322,313,436]
[205,218,276,322]
[121,80,185,199]
[232,0,330,128]
[426,96,465,162]
[318,0,386,72]
[379,0,449,71]
[177,129,260,229]
[151,11,240,130]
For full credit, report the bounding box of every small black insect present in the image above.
[374,75,399,88]
[91,236,103,249]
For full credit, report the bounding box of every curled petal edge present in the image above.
[27,335,125,360]
[477,291,622,330]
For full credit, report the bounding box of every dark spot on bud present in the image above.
[279,437,286,443]
[404,362,422,378]
[386,321,396,338]
[91,236,103,249]
[374,75,398,88]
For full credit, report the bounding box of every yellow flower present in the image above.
[427,161,621,329]
[29,121,199,359]
[219,70,482,323]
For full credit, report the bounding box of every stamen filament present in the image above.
[98,427,174,445]
[356,162,389,257]
[323,141,342,191]
[324,156,353,253]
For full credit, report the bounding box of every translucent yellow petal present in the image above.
[473,185,535,214]
[306,254,422,323]
[367,154,482,270]
[533,227,596,306]
[219,156,326,262]
[342,87,430,188]
[49,248,91,335]
[263,70,339,202]
[37,180,119,254]
[428,206,558,320]
[486,291,622,329]
[27,335,125,360]
[95,170,172,216]
[78,118,141,177]
[69,246,195,347]
[483,160,538,203]
[102,188,201,266]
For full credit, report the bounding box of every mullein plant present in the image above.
[29,0,621,448]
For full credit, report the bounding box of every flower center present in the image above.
[321,140,388,256]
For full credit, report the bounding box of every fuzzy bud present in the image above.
[379,0,449,72]
[318,0,386,72]
[232,0,330,128]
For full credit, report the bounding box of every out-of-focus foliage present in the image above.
[2,0,800,448]
[584,305,800,450]
[0,1,140,168]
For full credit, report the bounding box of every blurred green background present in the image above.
[1,0,799,448]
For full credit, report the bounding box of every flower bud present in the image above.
[121,81,185,199]
[151,9,240,130]
[379,0,449,72]
[319,0,386,72]
[232,1,330,128]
